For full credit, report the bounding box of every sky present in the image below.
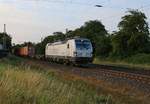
[0,0,150,44]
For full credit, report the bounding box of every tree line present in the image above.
[16,9,150,59]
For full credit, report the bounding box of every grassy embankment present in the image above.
[94,53,150,70]
[0,56,112,104]
[0,56,149,104]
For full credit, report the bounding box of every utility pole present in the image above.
[66,28,68,33]
[4,24,6,33]
[41,37,43,42]
[3,24,6,49]
[66,28,69,39]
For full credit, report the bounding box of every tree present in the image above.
[36,20,112,57]
[36,32,65,54]
[75,20,111,57]
[112,9,150,57]
[77,20,107,39]
[111,31,129,57]
[53,32,65,41]
[95,35,112,57]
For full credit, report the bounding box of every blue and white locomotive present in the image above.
[45,38,93,64]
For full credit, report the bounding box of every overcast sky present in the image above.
[0,0,150,44]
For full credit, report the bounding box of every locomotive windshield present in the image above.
[75,40,91,50]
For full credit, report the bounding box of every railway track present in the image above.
[28,59,150,85]
[70,64,150,94]
[90,64,150,76]
[24,58,150,94]
[94,68,150,85]
[85,64,150,85]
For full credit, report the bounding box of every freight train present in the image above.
[14,38,93,64]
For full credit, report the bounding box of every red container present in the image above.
[15,46,35,57]
[20,46,28,56]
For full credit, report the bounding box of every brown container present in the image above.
[17,46,35,57]
[20,46,28,56]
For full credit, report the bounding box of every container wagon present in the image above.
[15,46,35,57]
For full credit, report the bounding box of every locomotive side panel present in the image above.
[45,41,70,60]
[45,40,75,63]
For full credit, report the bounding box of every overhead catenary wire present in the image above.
[32,0,150,22]
[27,0,150,32]
[11,0,150,20]
[10,0,150,28]
[28,0,107,7]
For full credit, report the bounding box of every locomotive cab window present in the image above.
[67,44,69,49]
[75,40,91,50]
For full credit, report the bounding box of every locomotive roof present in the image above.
[47,38,90,46]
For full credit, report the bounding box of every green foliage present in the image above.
[35,42,43,55]
[95,35,112,57]
[111,31,129,57]
[16,9,150,59]
[124,53,150,64]
[13,42,34,48]
[111,9,150,57]
[94,53,150,70]
[36,20,111,57]
[35,32,65,54]
[74,20,111,57]
[76,20,107,39]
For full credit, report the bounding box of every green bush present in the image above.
[94,53,150,70]
[124,53,150,64]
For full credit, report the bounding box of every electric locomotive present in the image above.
[45,38,93,64]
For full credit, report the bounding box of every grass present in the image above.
[0,55,149,104]
[0,56,112,104]
[94,53,150,70]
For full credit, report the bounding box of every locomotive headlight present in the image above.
[74,51,77,56]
